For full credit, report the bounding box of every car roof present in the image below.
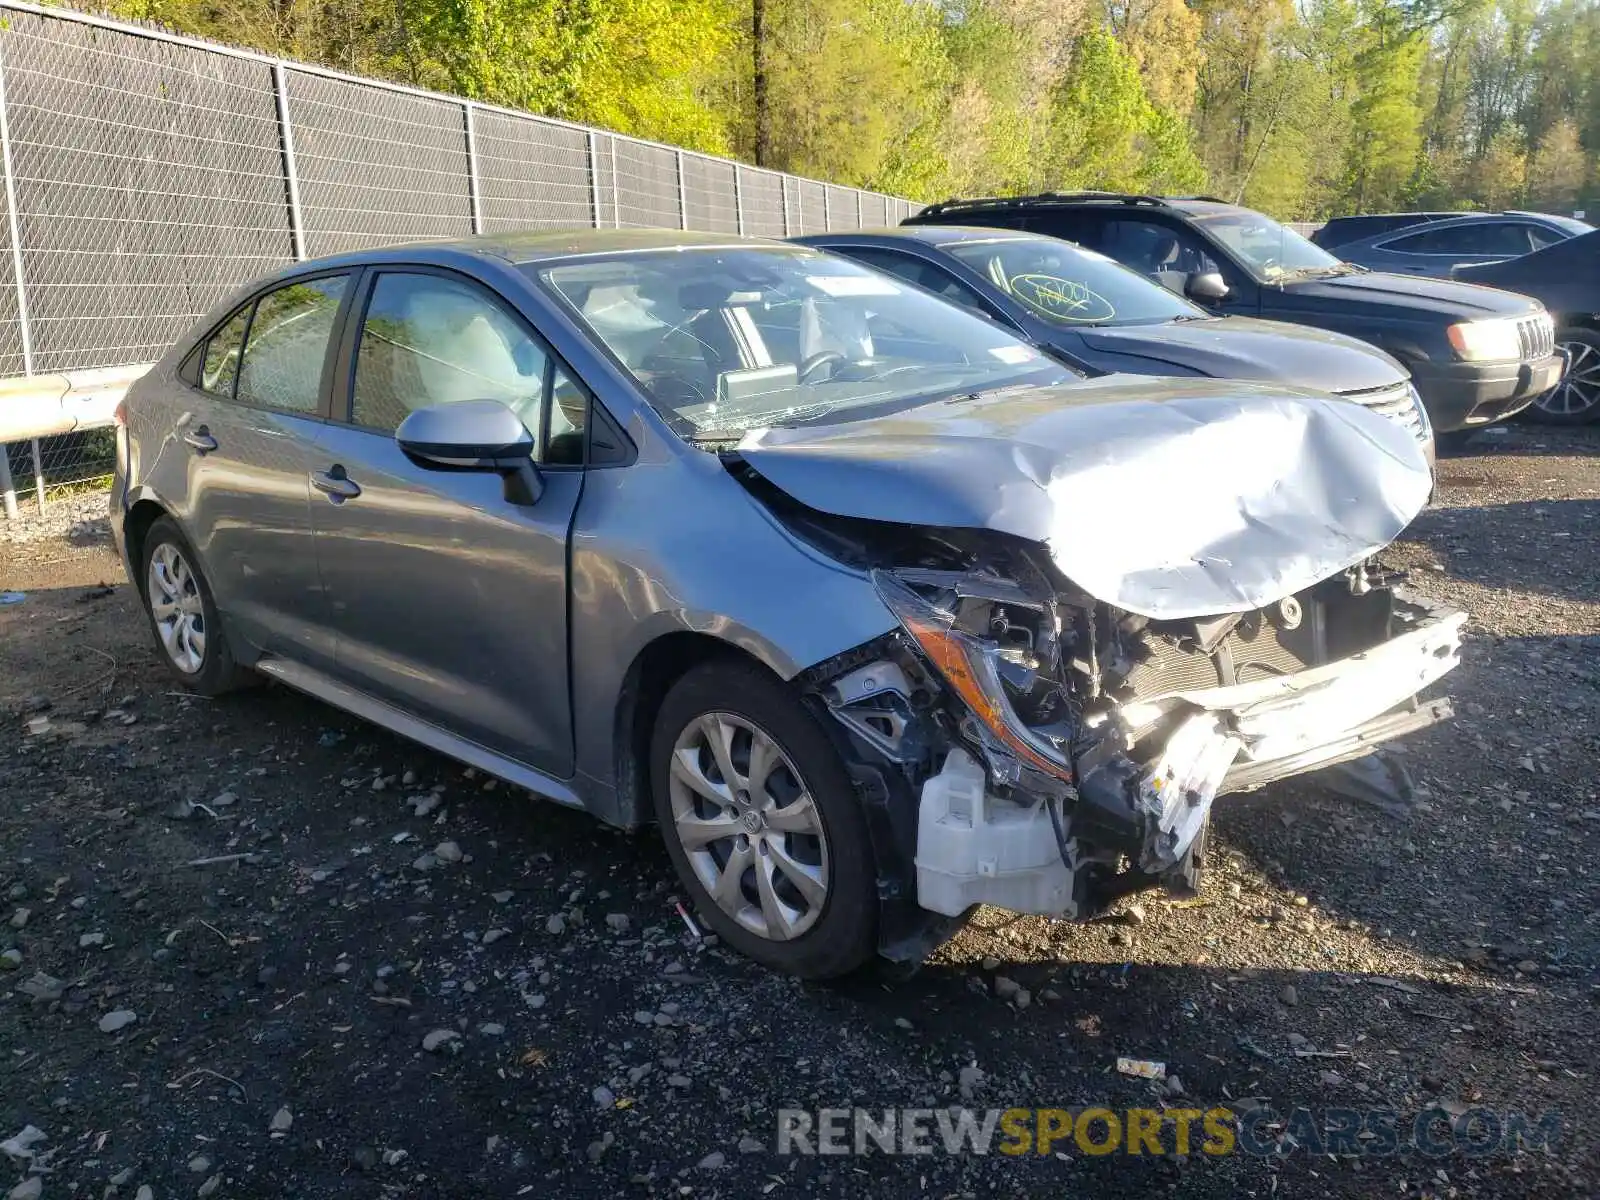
[285,229,792,275]
[908,192,1248,221]
[1366,212,1552,241]
[795,225,1040,248]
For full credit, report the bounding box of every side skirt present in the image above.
[253,657,587,812]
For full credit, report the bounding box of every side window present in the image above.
[1491,224,1543,254]
[843,248,994,317]
[1024,214,1093,244]
[201,306,250,398]
[546,366,587,465]
[1386,224,1501,255]
[351,273,582,459]
[1098,219,1219,291]
[1526,225,1565,250]
[236,275,348,414]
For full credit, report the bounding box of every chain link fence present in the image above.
[0,0,918,514]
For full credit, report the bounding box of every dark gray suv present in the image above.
[906,194,1564,435]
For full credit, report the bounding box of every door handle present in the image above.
[183,427,218,453]
[311,467,362,502]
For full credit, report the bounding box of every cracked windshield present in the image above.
[945,236,1203,326]
[535,248,1070,440]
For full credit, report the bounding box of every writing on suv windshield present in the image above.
[535,248,1072,439]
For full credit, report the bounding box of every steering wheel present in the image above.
[798,349,847,383]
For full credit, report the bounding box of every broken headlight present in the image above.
[872,568,1074,784]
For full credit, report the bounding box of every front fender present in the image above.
[568,447,897,815]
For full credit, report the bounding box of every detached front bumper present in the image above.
[1114,599,1465,795]
[1411,352,1565,432]
[913,597,1466,919]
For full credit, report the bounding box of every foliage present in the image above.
[78,0,1600,217]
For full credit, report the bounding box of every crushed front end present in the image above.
[804,534,1464,935]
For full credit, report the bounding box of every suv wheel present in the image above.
[1528,329,1600,425]
[650,661,877,978]
[139,516,251,695]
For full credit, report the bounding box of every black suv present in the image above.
[906,193,1564,434]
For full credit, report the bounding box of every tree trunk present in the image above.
[753,0,771,167]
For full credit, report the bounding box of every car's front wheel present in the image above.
[139,516,250,695]
[1528,329,1600,425]
[650,660,877,978]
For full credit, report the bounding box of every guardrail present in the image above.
[0,0,918,515]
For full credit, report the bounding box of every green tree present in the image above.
[1046,28,1206,193]
[1526,118,1586,210]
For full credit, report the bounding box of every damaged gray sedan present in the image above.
[111,231,1463,978]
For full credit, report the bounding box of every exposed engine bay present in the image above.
[745,468,1466,942]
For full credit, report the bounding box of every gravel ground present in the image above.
[1,425,1596,1200]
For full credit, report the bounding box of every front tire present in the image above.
[139,516,251,695]
[650,661,878,978]
[1527,329,1600,425]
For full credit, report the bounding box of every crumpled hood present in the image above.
[1077,316,1405,393]
[735,375,1432,620]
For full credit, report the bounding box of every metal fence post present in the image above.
[0,45,35,380]
[0,445,16,520]
[611,139,620,228]
[733,165,744,236]
[28,435,42,509]
[781,177,791,236]
[272,62,307,261]
[586,131,601,228]
[0,42,36,516]
[856,191,863,229]
[463,102,483,235]
[676,150,688,231]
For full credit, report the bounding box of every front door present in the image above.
[307,269,584,776]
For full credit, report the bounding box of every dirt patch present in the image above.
[2,427,1597,1198]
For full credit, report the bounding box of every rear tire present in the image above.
[1526,329,1600,425]
[650,660,878,978]
[138,516,252,695]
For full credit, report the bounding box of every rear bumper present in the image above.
[1411,352,1566,432]
[108,468,136,587]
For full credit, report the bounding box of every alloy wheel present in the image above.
[1537,338,1600,420]
[146,542,207,674]
[667,712,829,941]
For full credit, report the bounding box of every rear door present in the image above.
[307,267,585,776]
[171,273,351,669]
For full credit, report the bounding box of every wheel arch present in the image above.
[610,631,783,830]
[122,492,176,595]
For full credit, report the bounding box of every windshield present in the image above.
[534,247,1072,440]
[1188,208,1342,280]
[945,235,1203,326]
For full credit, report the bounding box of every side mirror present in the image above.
[396,399,543,505]
[1185,271,1229,302]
